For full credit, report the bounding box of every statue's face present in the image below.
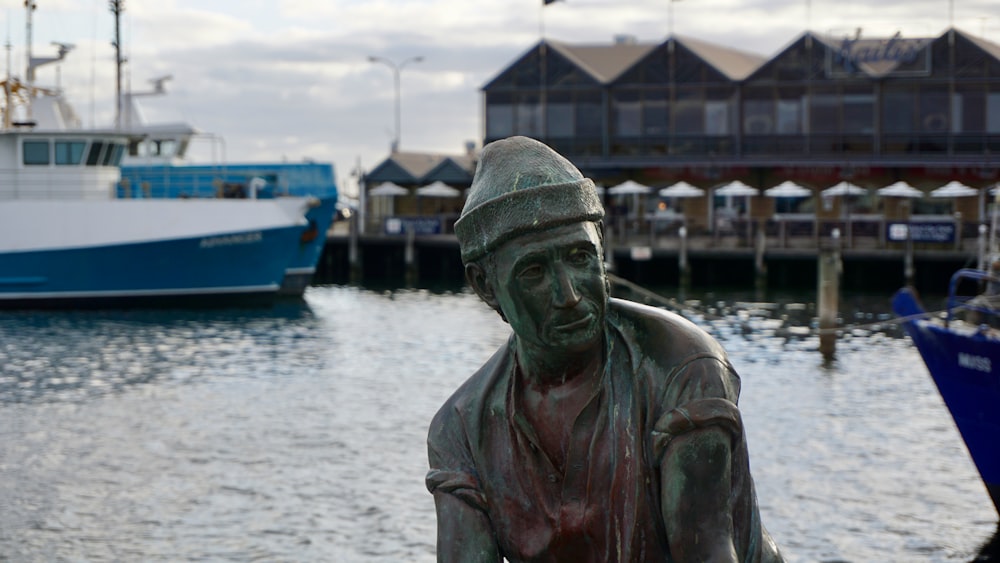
[490,222,607,356]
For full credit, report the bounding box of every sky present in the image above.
[2,0,998,197]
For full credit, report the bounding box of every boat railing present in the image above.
[946,268,1000,325]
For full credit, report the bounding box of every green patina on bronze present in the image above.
[429,135,784,563]
[454,136,604,263]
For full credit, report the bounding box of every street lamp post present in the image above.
[368,55,424,153]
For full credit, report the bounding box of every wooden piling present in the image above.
[678,225,691,288]
[348,213,361,283]
[754,219,767,290]
[404,227,418,285]
[818,229,841,361]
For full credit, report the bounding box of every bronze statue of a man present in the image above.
[426,136,783,562]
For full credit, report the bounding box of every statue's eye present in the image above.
[517,263,544,280]
[566,248,592,265]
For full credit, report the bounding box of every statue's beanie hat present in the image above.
[455,136,604,263]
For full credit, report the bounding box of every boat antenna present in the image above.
[110,0,125,129]
[4,32,10,130]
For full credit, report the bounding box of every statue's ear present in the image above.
[466,262,499,310]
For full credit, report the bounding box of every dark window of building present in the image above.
[988,93,1000,133]
[22,140,50,165]
[642,90,669,136]
[546,91,574,137]
[809,86,839,134]
[883,87,917,133]
[515,94,542,136]
[55,140,87,165]
[674,88,705,135]
[486,92,514,139]
[919,86,949,133]
[743,99,774,135]
[575,91,603,138]
[613,89,641,137]
[842,88,875,134]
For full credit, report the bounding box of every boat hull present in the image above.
[119,163,339,296]
[0,200,308,309]
[893,288,1000,513]
[274,195,337,296]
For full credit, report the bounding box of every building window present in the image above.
[883,89,916,134]
[547,103,574,137]
[643,92,668,136]
[487,104,514,138]
[575,92,602,138]
[843,94,874,134]
[23,140,50,165]
[515,95,542,136]
[704,101,729,135]
[776,99,802,134]
[743,100,774,134]
[986,93,1000,133]
[613,91,641,137]
[55,140,87,165]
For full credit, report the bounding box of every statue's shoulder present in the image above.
[609,297,727,360]
[431,338,513,425]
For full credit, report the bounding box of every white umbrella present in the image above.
[416,181,461,197]
[877,181,924,198]
[714,181,759,197]
[659,181,705,198]
[930,181,978,198]
[369,181,409,196]
[822,181,867,197]
[607,180,652,195]
[765,181,812,198]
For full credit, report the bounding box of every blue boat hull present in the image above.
[893,287,1000,514]
[0,225,303,309]
[119,162,339,296]
[279,195,337,296]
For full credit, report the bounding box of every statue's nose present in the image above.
[552,263,582,308]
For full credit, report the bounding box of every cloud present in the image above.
[6,0,1000,197]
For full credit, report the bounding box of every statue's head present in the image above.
[456,136,608,357]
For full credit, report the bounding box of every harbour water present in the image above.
[0,283,998,562]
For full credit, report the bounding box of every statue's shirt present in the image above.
[427,298,773,562]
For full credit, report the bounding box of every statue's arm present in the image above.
[433,492,501,563]
[660,425,739,562]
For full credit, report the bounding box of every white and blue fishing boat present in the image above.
[116,82,339,296]
[893,267,1000,515]
[0,5,315,309]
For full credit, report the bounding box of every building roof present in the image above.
[365,150,476,186]
[548,39,657,83]
[675,35,767,80]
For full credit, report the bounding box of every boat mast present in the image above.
[25,0,35,120]
[4,38,10,130]
[110,0,124,129]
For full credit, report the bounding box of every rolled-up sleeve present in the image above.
[426,406,488,512]
[650,355,743,464]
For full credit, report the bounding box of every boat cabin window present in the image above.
[55,141,87,165]
[151,139,177,157]
[23,140,51,165]
[86,141,106,166]
[109,143,125,166]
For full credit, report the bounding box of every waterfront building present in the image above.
[479,29,1000,241]
[348,29,1000,290]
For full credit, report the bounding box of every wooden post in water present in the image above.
[348,212,361,283]
[754,219,767,290]
[404,227,417,285]
[678,225,691,288]
[818,228,841,360]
